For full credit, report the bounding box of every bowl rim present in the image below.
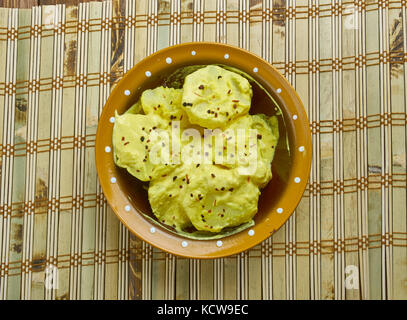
[95,42,312,259]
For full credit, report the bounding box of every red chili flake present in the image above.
[186,174,190,184]
[208,210,212,213]
[124,142,130,146]
[157,104,161,108]
[170,101,173,104]
[213,200,217,206]
[211,173,215,178]
[121,137,125,141]
[217,76,222,79]
[162,174,167,177]
[147,139,150,143]
[196,164,200,168]
[180,115,183,120]
[153,107,157,111]
[214,113,218,118]
[136,169,140,172]
[227,89,231,94]
[247,177,250,182]
[149,176,152,179]
[212,95,216,99]
[233,104,237,109]
[232,100,239,102]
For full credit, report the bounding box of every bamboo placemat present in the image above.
[0,0,406,300]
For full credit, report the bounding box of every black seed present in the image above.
[140,136,145,142]
[229,188,234,192]
[257,134,262,139]
[199,85,204,90]
[173,176,177,181]
[211,173,215,178]
[218,75,222,79]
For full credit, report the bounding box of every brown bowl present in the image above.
[95,42,311,259]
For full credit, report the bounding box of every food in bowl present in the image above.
[112,65,279,238]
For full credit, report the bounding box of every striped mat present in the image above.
[0,0,407,300]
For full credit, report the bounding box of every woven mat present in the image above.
[0,0,406,300]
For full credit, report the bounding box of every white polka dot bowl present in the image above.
[95,42,312,259]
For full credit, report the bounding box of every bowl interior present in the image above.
[96,42,311,258]
[117,65,293,236]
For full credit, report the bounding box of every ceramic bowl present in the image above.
[95,42,311,259]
